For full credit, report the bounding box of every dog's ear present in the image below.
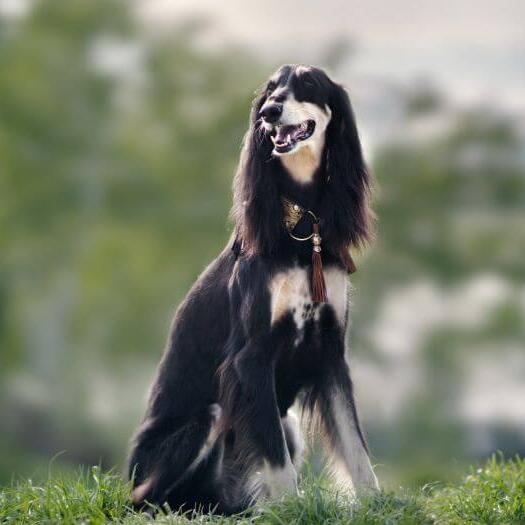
[321,81,374,251]
[231,87,284,256]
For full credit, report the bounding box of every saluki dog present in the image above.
[128,64,379,514]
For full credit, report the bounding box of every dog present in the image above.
[128,64,379,514]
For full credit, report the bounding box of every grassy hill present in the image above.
[1,455,524,524]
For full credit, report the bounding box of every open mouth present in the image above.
[270,120,316,154]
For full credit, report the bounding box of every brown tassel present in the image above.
[311,222,327,303]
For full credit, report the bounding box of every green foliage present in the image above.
[1,456,524,524]
[429,454,525,524]
[0,466,131,524]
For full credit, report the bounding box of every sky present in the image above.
[2,0,523,151]
[137,0,525,113]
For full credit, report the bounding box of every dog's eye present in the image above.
[266,82,277,93]
[300,75,315,89]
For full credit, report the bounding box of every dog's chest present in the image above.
[268,266,348,333]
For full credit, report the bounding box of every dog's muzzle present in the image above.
[270,120,316,154]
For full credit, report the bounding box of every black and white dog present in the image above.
[128,64,378,514]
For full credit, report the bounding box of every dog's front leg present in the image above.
[222,261,297,503]
[315,356,379,493]
[228,341,298,501]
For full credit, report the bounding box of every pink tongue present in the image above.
[275,125,298,145]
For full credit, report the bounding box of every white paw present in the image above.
[332,457,379,495]
[259,459,298,499]
[352,462,379,493]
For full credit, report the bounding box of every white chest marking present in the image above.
[268,266,348,330]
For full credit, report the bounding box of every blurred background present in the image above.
[1,0,524,488]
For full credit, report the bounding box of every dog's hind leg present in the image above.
[129,403,225,511]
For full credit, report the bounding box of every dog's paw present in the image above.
[250,459,298,501]
[262,461,297,499]
[351,466,380,496]
[265,461,298,499]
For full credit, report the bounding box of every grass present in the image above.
[0,455,524,524]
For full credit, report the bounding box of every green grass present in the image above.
[1,455,524,524]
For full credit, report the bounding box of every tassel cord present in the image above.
[311,222,327,303]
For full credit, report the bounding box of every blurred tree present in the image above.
[0,0,263,480]
[352,97,525,484]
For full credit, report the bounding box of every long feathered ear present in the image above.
[321,82,374,252]
[231,91,285,256]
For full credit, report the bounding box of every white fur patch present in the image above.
[186,403,221,474]
[282,411,305,470]
[294,65,312,76]
[280,94,331,135]
[279,146,322,184]
[276,94,332,183]
[331,391,379,491]
[269,266,321,347]
[324,266,349,327]
[248,457,298,502]
[261,459,298,498]
[245,412,300,503]
[131,477,154,504]
[269,265,348,331]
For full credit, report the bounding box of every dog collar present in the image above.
[282,198,319,241]
[282,197,357,286]
[282,198,327,302]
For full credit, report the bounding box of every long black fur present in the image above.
[128,64,375,514]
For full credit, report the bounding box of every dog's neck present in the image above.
[279,147,320,184]
[276,142,326,212]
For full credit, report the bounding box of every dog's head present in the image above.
[253,65,359,163]
[234,65,373,256]
[257,65,334,156]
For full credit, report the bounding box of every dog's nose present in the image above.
[260,103,283,123]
